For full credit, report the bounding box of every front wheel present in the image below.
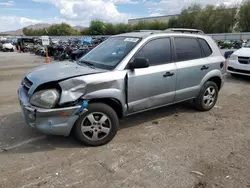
[74,103,118,146]
[195,81,218,111]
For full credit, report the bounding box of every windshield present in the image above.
[244,41,250,48]
[79,36,141,70]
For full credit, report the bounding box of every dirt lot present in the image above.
[0,52,250,188]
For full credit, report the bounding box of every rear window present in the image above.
[198,38,212,57]
[174,37,202,62]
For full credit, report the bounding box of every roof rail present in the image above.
[133,30,162,32]
[164,28,204,34]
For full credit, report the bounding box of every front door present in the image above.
[127,37,177,113]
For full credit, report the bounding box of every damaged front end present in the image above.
[18,84,88,136]
[18,69,127,136]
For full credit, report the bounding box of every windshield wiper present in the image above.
[78,60,96,69]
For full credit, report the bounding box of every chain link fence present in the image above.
[208,32,250,41]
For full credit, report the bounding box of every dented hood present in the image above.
[27,61,105,85]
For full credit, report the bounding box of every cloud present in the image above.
[32,0,137,24]
[0,16,40,31]
[146,0,243,16]
[110,0,139,4]
[0,0,14,6]
[0,16,70,32]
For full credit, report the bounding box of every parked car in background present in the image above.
[1,40,15,52]
[227,41,250,76]
[18,29,226,146]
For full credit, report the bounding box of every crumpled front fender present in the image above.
[58,71,127,106]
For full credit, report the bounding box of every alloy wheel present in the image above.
[203,86,216,107]
[81,112,111,141]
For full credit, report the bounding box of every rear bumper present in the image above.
[18,87,86,136]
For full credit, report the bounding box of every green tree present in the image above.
[178,4,202,28]
[89,20,106,35]
[168,17,179,28]
[104,23,116,35]
[48,23,76,36]
[23,23,76,36]
[80,27,90,35]
[214,5,237,33]
[132,20,149,31]
[114,23,132,34]
[195,5,217,33]
[22,27,28,35]
[238,0,250,32]
[147,21,168,30]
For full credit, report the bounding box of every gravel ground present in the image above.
[0,52,250,188]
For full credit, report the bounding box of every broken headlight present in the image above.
[30,89,60,109]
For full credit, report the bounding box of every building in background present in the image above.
[128,14,179,25]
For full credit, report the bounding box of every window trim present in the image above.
[173,36,205,62]
[127,37,174,68]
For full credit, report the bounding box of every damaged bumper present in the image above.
[18,87,87,136]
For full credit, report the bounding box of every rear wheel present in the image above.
[74,103,118,146]
[195,81,218,111]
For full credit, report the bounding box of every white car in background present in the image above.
[2,41,15,52]
[228,41,250,76]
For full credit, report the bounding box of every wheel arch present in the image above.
[207,76,222,90]
[200,70,223,90]
[87,98,124,119]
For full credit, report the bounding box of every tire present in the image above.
[195,81,218,111]
[74,103,118,146]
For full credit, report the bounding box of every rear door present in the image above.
[127,37,177,113]
[173,37,210,102]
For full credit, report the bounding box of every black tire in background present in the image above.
[74,103,119,146]
[195,81,218,111]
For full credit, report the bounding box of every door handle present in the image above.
[163,72,174,77]
[201,65,209,71]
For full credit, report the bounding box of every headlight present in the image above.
[30,89,60,109]
[229,54,237,60]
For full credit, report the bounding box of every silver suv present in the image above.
[18,30,226,146]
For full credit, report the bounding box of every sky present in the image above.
[0,0,243,32]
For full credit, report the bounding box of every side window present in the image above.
[174,37,202,62]
[134,38,171,66]
[198,38,212,57]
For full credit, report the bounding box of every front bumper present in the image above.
[227,59,250,76]
[18,87,86,136]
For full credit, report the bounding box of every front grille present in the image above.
[22,77,33,90]
[228,66,250,74]
[238,56,250,64]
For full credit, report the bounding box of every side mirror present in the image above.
[129,57,150,69]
